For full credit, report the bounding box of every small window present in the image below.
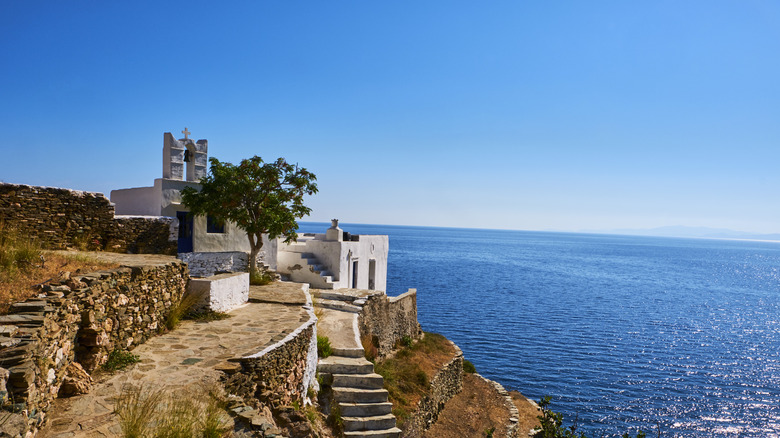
[207,216,225,234]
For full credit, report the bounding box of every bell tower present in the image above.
[162,128,208,182]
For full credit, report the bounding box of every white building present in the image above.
[110,129,388,291]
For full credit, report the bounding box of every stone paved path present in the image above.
[317,307,360,350]
[41,283,310,438]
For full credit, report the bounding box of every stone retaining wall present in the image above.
[358,289,422,357]
[0,259,188,436]
[0,183,176,254]
[475,374,522,438]
[401,342,464,437]
[228,287,318,410]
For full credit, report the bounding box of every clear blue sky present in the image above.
[2,1,778,233]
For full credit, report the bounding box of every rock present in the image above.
[0,412,27,438]
[58,362,93,397]
[214,361,242,375]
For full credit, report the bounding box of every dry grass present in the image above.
[0,223,118,313]
[165,292,201,331]
[114,383,231,438]
[374,332,456,426]
[361,334,379,362]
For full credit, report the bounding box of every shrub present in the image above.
[326,402,343,434]
[317,335,332,358]
[249,268,275,285]
[401,335,413,348]
[463,359,477,374]
[103,349,140,372]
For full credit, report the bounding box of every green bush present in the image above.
[250,269,275,285]
[317,335,332,358]
[463,359,477,374]
[401,335,413,348]
[103,349,140,372]
[326,402,343,434]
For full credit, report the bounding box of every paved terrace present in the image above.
[41,258,310,438]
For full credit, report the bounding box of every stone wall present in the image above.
[178,251,277,277]
[227,292,318,410]
[109,216,178,255]
[474,374,522,438]
[401,342,464,437]
[0,183,114,250]
[0,260,188,435]
[0,183,176,254]
[358,289,422,357]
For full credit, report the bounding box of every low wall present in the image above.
[178,251,275,277]
[476,374,522,438]
[0,259,188,435]
[0,183,176,254]
[401,342,464,437]
[187,272,249,313]
[358,289,422,356]
[226,286,318,410]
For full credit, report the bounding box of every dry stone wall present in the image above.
[0,183,176,254]
[0,260,188,436]
[226,299,317,410]
[358,289,422,357]
[401,342,464,437]
[110,216,177,255]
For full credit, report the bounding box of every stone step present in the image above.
[9,301,53,314]
[343,414,397,432]
[332,347,365,358]
[311,290,359,302]
[333,373,384,389]
[339,402,393,417]
[343,428,402,438]
[315,299,362,313]
[333,388,389,404]
[318,356,375,375]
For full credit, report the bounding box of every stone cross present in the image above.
[182,127,191,140]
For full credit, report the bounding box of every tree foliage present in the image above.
[180,156,317,272]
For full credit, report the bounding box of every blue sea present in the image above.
[298,222,780,437]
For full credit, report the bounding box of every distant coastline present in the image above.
[301,222,780,243]
[581,225,780,242]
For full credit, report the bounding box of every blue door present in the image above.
[176,211,193,253]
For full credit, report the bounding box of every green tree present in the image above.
[180,156,318,273]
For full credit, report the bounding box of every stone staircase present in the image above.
[318,349,401,438]
[277,247,336,289]
[311,290,366,313]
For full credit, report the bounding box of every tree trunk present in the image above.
[248,233,263,273]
